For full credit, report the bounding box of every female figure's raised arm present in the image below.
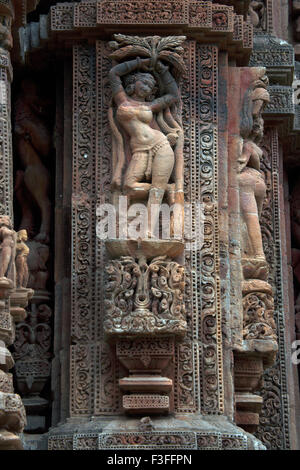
[109,57,151,105]
[151,61,179,113]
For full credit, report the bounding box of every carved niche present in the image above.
[12,75,54,432]
[232,68,278,435]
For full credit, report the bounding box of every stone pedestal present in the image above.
[234,339,277,433]
[0,278,26,449]
[13,289,52,433]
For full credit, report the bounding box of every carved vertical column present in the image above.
[0,1,29,450]
[12,71,54,432]
[101,34,187,414]
[229,67,278,433]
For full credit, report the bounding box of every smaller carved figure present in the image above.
[0,14,13,50]
[14,78,52,244]
[238,81,270,265]
[138,416,154,431]
[16,230,29,288]
[0,215,16,280]
[249,1,266,29]
[27,241,50,290]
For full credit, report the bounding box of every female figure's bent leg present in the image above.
[239,167,266,259]
[0,241,12,278]
[123,152,151,196]
[148,144,174,237]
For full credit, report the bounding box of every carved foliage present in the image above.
[72,45,96,343]
[104,256,186,336]
[70,344,91,416]
[74,1,97,28]
[51,3,74,31]
[243,292,276,340]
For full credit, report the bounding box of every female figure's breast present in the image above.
[116,103,165,150]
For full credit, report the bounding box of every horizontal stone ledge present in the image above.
[48,430,259,450]
[264,86,295,116]
[48,0,252,50]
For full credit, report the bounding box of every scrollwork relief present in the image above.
[104,255,186,337]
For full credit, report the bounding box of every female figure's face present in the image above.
[134,79,154,100]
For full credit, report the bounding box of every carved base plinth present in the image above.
[106,312,187,338]
[242,280,276,341]
[234,355,264,392]
[22,396,48,433]
[0,278,13,300]
[15,358,51,396]
[0,430,23,450]
[0,392,26,434]
[119,376,172,393]
[47,416,266,450]
[9,288,34,323]
[0,310,14,345]
[235,393,263,434]
[0,371,13,393]
[234,339,278,434]
[13,288,51,432]
[117,337,174,414]
[123,394,170,414]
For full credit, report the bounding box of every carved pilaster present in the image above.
[228,66,278,435]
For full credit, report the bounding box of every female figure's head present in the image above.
[240,86,270,139]
[0,215,12,229]
[17,229,28,243]
[123,72,157,101]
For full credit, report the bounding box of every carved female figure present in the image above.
[0,215,16,279]
[238,84,270,264]
[109,55,181,235]
[16,230,29,288]
[14,79,52,244]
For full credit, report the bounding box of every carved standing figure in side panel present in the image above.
[108,35,185,237]
[0,215,16,280]
[14,79,52,244]
[0,13,12,50]
[15,230,29,288]
[248,1,266,30]
[238,79,270,275]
